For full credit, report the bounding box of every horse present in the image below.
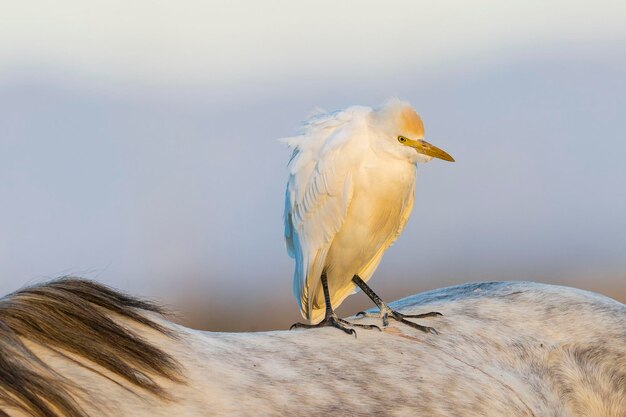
[0,277,624,417]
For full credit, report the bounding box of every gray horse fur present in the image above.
[1,278,625,416]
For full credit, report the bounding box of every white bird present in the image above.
[283,99,454,335]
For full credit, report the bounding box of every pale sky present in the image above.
[2,1,625,86]
[1,1,625,330]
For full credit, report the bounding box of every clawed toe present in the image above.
[354,307,442,334]
[355,311,379,318]
[390,310,441,334]
[400,311,443,319]
[394,315,439,334]
[338,318,381,332]
[289,315,357,337]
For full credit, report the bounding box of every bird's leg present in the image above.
[352,275,441,334]
[290,273,379,336]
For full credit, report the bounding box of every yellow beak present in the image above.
[406,138,455,162]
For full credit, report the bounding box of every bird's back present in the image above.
[283,106,370,320]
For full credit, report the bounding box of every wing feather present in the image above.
[283,107,369,321]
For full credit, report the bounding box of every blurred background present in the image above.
[1,1,625,331]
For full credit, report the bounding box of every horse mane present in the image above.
[0,277,183,417]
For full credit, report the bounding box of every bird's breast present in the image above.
[324,157,416,276]
[352,159,415,236]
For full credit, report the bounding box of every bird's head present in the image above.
[371,99,454,164]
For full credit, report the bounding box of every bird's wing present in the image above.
[283,107,369,320]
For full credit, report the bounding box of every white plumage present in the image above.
[283,99,453,324]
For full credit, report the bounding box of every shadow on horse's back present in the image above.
[0,278,625,417]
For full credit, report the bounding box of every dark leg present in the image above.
[289,273,380,336]
[352,275,441,334]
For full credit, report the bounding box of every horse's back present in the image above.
[2,280,625,416]
[175,282,626,416]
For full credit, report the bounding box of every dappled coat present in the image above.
[0,278,625,416]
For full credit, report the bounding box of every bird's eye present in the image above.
[398,136,407,143]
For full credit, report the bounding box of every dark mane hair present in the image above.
[0,277,183,417]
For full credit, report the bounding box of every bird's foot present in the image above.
[290,313,381,337]
[290,313,356,336]
[356,307,441,334]
[337,318,381,332]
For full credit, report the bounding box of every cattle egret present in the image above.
[283,99,454,335]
